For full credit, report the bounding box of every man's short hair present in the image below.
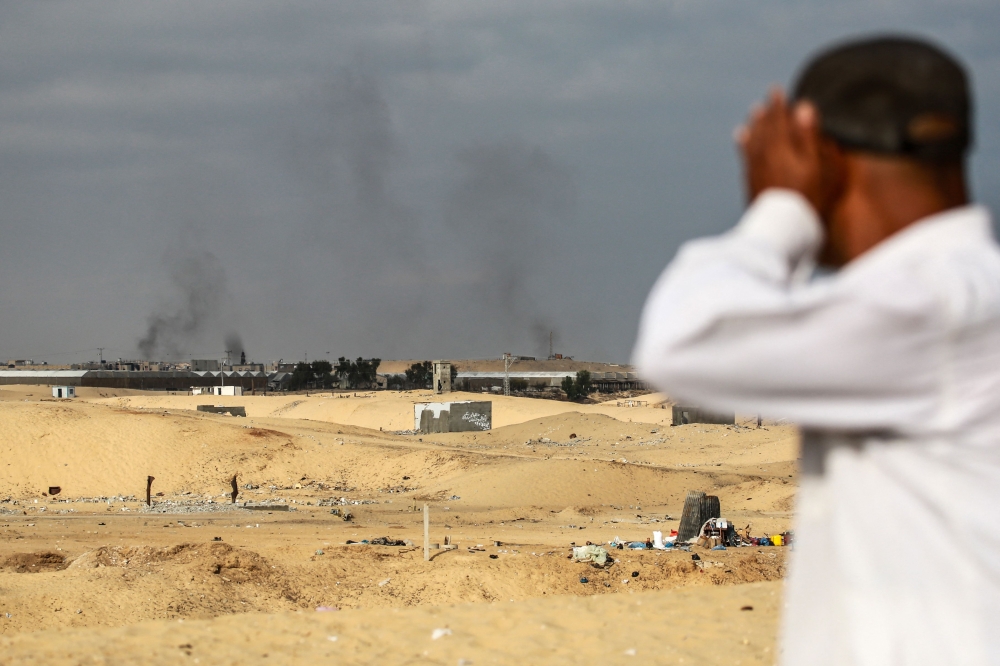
[793,36,972,161]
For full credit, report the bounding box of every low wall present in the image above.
[414,401,492,433]
[671,406,735,426]
[196,405,248,417]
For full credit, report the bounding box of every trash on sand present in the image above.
[711,544,727,551]
[580,577,589,584]
[431,628,452,640]
[370,536,407,546]
[489,554,499,559]
[741,605,754,611]
[631,571,639,577]
[691,553,701,561]
[315,549,324,555]
[572,544,609,565]
[651,530,677,549]
[628,542,646,549]
[316,606,338,612]
[378,578,391,587]
[327,635,338,641]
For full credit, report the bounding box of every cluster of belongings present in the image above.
[696,517,741,548]
[609,530,679,550]
[694,518,794,548]
[746,531,792,547]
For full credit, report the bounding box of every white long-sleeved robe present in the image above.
[633,189,1000,665]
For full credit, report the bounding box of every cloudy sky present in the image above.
[0,1,997,365]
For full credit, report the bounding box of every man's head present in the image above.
[793,36,971,163]
[738,35,974,267]
[795,36,973,266]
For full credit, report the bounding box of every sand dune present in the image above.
[0,384,799,662]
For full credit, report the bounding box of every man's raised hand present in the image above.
[736,88,826,211]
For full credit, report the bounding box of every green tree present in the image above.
[311,360,333,375]
[349,357,381,389]
[332,357,382,389]
[311,359,334,388]
[287,361,313,391]
[562,370,592,401]
[405,361,433,389]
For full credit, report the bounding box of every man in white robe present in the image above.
[633,36,998,665]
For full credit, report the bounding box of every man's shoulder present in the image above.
[840,206,1000,324]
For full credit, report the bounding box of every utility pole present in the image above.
[97,348,105,366]
[549,331,553,360]
[223,350,232,391]
[503,353,513,396]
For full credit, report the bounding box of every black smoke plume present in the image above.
[445,140,574,350]
[224,332,244,362]
[137,250,229,360]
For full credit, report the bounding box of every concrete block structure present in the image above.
[197,405,247,417]
[433,361,451,394]
[414,401,491,433]
[672,406,735,426]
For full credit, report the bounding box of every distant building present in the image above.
[191,359,221,372]
[227,364,265,372]
[433,361,452,394]
[0,369,267,392]
[455,370,647,393]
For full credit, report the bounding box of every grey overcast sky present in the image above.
[1,1,997,365]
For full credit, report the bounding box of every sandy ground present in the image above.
[0,582,783,665]
[0,384,798,663]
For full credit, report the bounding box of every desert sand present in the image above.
[0,384,799,663]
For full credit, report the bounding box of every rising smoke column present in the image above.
[445,140,575,355]
[224,332,244,362]
[283,66,577,358]
[137,250,229,360]
[290,64,417,261]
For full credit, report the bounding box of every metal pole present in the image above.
[423,504,430,562]
[503,353,511,397]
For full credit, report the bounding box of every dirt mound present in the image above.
[0,552,67,573]
[69,543,273,584]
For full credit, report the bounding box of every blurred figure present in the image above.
[634,36,997,665]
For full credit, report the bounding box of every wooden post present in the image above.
[146,476,155,506]
[423,504,430,562]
